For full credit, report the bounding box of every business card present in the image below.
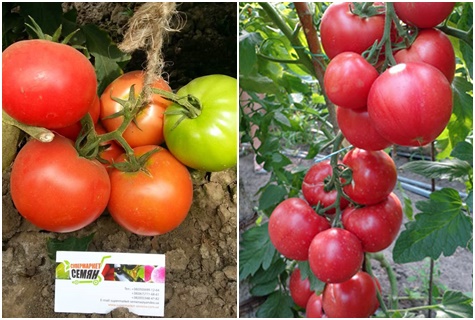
[54,251,165,317]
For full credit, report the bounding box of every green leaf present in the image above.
[256,291,294,318]
[250,258,286,296]
[393,189,472,263]
[451,141,473,163]
[19,2,63,37]
[46,233,95,261]
[239,223,276,280]
[401,159,472,182]
[398,182,414,220]
[239,31,262,76]
[239,73,280,94]
[258,184,287,211]
[297,261,325,293]
[436,290,473,318]
[273,111,291,128]
[81,24,131,95]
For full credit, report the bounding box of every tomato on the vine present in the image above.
[394,28,455,83]
[322,271,379,318]
[100,71,173,148]
[337,107,392,151]
[302,160,349,214]
[268,198,331,261]
[305,293,324,318]
[10,135,110,232]
[393,2,455,29]
[2,39,97,129]
[367,62,453,147]
[342,192,403,252]
[308,228,363,283]
[289,268,313,309]
[320,2,385,59]
[164,74,237,172]
[108,145,193,236]
[342,148,397,205]
[323,52,379,110]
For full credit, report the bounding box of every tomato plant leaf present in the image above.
[249,258,286,296]
[400,159,472,183]
[393,189,472,263]
[256,291,294,318]
[436,290,473,318]
[297,261,325,293]
[240,31,262,76]
[239,222,276,280]
[451,141,473,163]
[46,233,95,261]
[258,184,287,211]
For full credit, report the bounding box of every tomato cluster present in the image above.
[3,38,237,236]
[269,3,458,316]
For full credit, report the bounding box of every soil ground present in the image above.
[2,2,237,318]
[238,148,473,317]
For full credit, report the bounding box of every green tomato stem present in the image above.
[152,88,202,119]
[2,110,54,143]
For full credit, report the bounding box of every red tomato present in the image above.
[367,62,453,146]
[320,2,385,59]
[305,293,324,318]
[337,107,392,151]
[394,28,455,83]
[108,145,193,236]
[10,135,110,232]
[100,71,173,148]
[268,198,331,261]
[289,268,313,309]
[394,2,455,29]
[54,94,101,140]
[342,193,403,252]
[322,271,379,317]
[323,52,379,109]
[342,148,397,205]
[308,228,363,283]
[302,160,349,214]
[2,39,97,129]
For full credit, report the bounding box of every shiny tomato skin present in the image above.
[10,135,110,232]
[164,75,237,172]
[302,160,349,214]
[289,268,313,308]
[305,293,324,318]
[100,71,172,148]
[322,271,379,318]
[324,52,379,109]
[394,2,455,29]
[108,145,193,236]
[2,39,97,129]
[268,198,331,261]
[320,2,385,59]
[342,148,397,205]
[342,193,403,252]
[308,228,363,283]
[367,62,453,147]
[54,94,101,140]
[337,107,392,151]
[394,28,455,83]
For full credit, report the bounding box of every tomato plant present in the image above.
[268,198,330,261]
[163,74,238,172]
[108,145,193,236]
[10,135,110,233]
[100,71,173,148]
[393,2,455,29]
[2,39,97,129]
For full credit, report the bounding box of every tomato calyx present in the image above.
[111,147,162,175]
[350,2,385,19]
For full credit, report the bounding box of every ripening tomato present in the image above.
[342,193,403,252]
[2,39,97,129]
[10,135,110,232]
[337,107,392,151]
[367,62,453,146]
[305,293,324,318]
[322,271,379,317]
[394,28,455,83]
[268,198,331,261]
[394,2,455,29]
[308,228,363,283]
[100,71,173,148]
[320,2,385,59]
[108,145,193,236]
[323,52,379,109]
[302,160,349,214]
[342,148,397,205]
[289,268,313,309]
